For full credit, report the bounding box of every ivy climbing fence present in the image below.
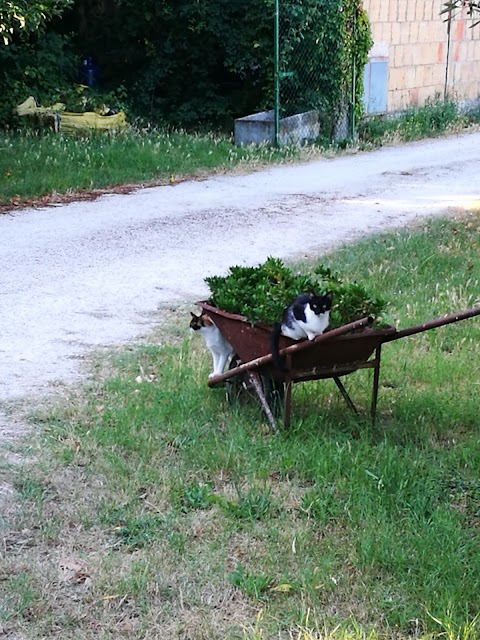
[272,0,372,146]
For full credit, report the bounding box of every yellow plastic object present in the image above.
[16,96,65,116]
[15,96,127,132]
[59,109,127,132]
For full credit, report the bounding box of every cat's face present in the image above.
[190,312,203,331]
[190,312,214,331]
[308,291,333,315]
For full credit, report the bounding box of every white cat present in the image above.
[190,312,233,378]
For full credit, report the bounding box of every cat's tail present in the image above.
[270,322,286,372]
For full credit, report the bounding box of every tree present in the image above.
[442,1,480,25]
[0,0,73,44]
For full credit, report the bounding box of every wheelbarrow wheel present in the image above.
[225,354,285,416]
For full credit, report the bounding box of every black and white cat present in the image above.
[190,312,233,378]
[271,291,333,370]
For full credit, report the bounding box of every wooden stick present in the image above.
[246,371,278,433]
[383,305,480,342]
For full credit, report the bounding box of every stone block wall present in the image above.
[362,0,480,111]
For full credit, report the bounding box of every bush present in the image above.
[0,32,78,127]
[49,0,371,132]
[358,98,463,145]
[205,257,387,327]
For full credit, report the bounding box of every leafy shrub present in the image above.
[358,98,463,145]
[0,0,73,45]
[463,103,480,124]
[206,257,320,325]
[50,0,371,132]
[0,32,78,127]
[205,257,387,326]
[279,0,372,138]
[400,98,459,140]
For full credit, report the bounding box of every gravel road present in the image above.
[1,132,479,402]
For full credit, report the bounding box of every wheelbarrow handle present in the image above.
[382,305,480,343]
[207,315,374,387]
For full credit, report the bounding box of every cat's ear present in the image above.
[325,291,334,302]
[191,312,199,319]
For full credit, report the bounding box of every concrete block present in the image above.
[234,110,319,147]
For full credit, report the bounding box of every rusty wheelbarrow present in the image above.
[196,301,480,431]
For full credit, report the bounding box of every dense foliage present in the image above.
[0,0,72,44]
[0,0,372,135]
[0,31,78,125]
[205,257,387,327]
[280,0,372,138]
[358,97,461,144]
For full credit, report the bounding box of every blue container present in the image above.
[82,57,96,86]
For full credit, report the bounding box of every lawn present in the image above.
[2,98,478,211]
[0,127,307,208]
[0,213,479,639]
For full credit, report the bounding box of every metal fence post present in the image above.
[351,5,357,140]
[274,0,280,147]
[444,10,452,100]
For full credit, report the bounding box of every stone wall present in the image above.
[362,0,480,111]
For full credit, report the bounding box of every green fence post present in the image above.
[274,0,280,147]
[351,4,356,140]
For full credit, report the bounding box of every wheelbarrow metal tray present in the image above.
[196,301,396,375]
[197,301,479,430]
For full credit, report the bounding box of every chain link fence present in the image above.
[274,0,363,146]
[234,1,370,148]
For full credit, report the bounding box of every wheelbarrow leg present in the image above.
[283,355,293,430]
[371,345,382,424]
[246,371,278,433]
[284,378,292,430]
[333,376,359,415]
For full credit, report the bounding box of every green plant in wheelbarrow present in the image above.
[199,258,389,427]
[204,257,387,327]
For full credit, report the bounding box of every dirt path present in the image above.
[1,132,479,404]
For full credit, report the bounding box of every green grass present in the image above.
[0,127,305,206]
[2,99,479,209]
[358,98,480,146]
[1,213,479,639]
